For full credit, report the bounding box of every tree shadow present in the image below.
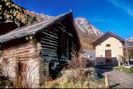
[95,65,113,76]
[110,83,120,89]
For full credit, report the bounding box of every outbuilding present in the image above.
[92,31,125,66]
[0,11,81,87]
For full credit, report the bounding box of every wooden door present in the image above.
[20,61,27,81]
[105,50,112,63]
[15,61,27,88]
[105,50,112,58]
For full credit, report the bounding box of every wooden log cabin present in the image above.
[0,11,81,87]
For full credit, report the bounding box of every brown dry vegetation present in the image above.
[41,54,105,88]
[80,37,94,50]
[42,68,105,88]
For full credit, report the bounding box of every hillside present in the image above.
[0,0,45,27]
[75,18,103,50]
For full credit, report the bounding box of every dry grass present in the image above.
[42,68,90,88]
[43,77,89,88]
[41,68,105,88]
[67,51,88,69]
[41,54,105,88]
[114,66,133,74]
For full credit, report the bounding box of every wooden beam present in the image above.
[41,39,58,44]
[42,31,58,39]
[68,32,73,37]
[43,29,58,36]
[41,37,58,41]
[41,41,58,47]
[41,44,57,49]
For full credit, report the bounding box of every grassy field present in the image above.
[113,66,133,74]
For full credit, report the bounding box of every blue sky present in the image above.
[12,0,133,39]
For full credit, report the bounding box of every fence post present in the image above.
[105,74,109,88]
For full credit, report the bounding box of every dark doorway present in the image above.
[105,50,112,63]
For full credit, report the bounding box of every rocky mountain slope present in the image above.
[0,0,45,27]
[75,18,103,39]
[75,18,103,49]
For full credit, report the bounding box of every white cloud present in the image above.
[107,0,133,17]
[127,9,133,16]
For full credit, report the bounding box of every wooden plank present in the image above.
[41,56,58,61]
[59,27,67,33]
[41,42,58,48]
[58,23,66,29]
[68,32,73,37]
[41,37,57,42]
[52,28,59,32]
[41,41,58,47]
[42,46,57,50]
[41,36,58,41]
[41,50,57,54]
[41,48,57,52]
[42,32,58,39]
[43,30,58,36]
[42,54,58,58]
[41,56,58,60]
[44,28,59,33]
[41,39,58,44]
[41,44,57,49]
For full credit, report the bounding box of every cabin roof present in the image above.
[92,31,125,47]
[0,12,72,44]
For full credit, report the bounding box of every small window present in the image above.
[106,44,111,47]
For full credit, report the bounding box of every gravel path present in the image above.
[104,70,133,88]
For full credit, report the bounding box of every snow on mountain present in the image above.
[127,37,133,46]
[127,37,133,42]
[75,17,103,44]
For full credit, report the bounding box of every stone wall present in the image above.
[27,58,45,88]
[0,39,44,87]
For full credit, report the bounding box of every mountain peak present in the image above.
[75,17,89,25]
[75,17,103,42]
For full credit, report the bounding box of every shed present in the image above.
[0,11,81,87]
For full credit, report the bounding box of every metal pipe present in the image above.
[125,40,129,65]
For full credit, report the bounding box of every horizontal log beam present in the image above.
[41,41,58,47]
[41,36,58,41]
[41,44,57,49]
[41,39,58,44]
[42,31,58,39]
[43,30,58,36]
